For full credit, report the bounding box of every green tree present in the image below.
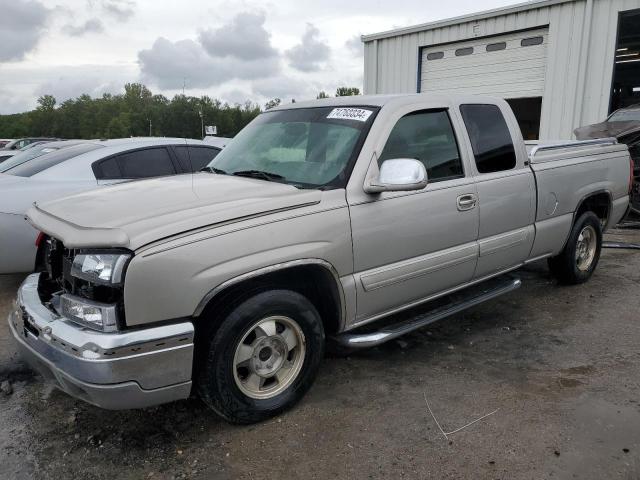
[264,98,281,110]
[37,95,56,110]
[317,91,329,99]
[31,95,58,136]
[335,87,360,97]
[0,83,262,140]
[105,112,132,138]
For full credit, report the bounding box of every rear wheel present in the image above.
[548,211,602,284]
[196,289,325,424]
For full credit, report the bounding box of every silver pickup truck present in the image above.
[9,94,631,424]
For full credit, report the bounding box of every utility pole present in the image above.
[148,118,152,136]
[199,108,204,139]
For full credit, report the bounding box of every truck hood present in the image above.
[27,173,322,250]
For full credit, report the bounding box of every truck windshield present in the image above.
[209,106,378,188]
[608,109,640,122]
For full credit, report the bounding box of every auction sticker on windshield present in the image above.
[327,108,373,122]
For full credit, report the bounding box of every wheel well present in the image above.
[575,192,611,226]
[194,264,343,338]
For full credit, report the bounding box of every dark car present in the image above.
[575,104,640,215]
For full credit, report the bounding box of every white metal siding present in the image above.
[420,28,549,98]
[363,0,640,140]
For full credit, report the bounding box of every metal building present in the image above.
[363,0,640,140]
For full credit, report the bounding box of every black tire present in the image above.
[548,211,602,285]
[196,289,325,424]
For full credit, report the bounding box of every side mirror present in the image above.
[364,158,428,193]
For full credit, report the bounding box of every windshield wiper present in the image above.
[201,166,227,174]
[232,170,286,182]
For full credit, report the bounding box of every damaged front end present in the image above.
[575,121,640,216]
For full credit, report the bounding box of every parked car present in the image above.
[0,139,14,148]
[203,135,231,148]
[10,94,630,424]
[0,139,90,172]
[0,137,221,274]
[575,104,640,215]
[1,137,58,150]
[0,150,17,163]
[0,139,59,163]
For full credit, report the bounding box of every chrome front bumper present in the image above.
[8,273,194,409]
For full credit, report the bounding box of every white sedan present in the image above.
[0,137,222,274]
[203,135,231,148]
[0,139,89,172]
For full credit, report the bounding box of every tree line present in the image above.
[0,84,361,140]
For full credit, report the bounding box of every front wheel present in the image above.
[548,211,602,284]
[196,289,325,424]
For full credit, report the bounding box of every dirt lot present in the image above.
[1,229,639,480]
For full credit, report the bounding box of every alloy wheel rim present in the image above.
[575,225,597,272]
[232,315,306,399]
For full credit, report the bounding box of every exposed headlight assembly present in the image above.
[61,294,118,332]
[71,253,130,285]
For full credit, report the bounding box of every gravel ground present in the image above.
[1,229,639,480]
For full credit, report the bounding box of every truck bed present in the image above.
[524,138,630,261]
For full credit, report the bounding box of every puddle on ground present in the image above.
[560,365,596,376]
[557,377,584,388]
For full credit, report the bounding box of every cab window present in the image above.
[460,104,516,173]
[94,147,176,179]
[378,109,464,182]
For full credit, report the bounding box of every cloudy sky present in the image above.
[0,0,522,114]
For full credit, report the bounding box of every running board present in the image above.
[332,276,522,350]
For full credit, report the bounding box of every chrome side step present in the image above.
[331,276,522,350]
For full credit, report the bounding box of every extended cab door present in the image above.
[347,105,479,326]
[457,102,536,279]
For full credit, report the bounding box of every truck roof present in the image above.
[270,93,505,111]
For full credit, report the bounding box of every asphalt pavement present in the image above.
[1,229,639,479]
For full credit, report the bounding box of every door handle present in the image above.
[457,194,477,211]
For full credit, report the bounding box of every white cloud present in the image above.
[0,0,50,62]
[138,35,281,90]
[0,63,138,113]
[37,76,122,103]
[0,0,526,113]
[198,12,278,60]
[252,74,316,101]
[101,0,136,21]
[345,35,364,57]
[286,23,330,72]
[138,38,222,89]
[63,18,105,37]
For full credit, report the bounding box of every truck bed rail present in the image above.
[528,138,618,162]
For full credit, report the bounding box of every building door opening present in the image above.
[611,9,640,112]
[506,97,542,140]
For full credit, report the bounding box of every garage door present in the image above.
[420,28,549,98]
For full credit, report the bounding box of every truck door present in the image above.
[347,107,479,325]
[457,103,536,279]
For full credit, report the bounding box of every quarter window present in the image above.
[378,110,464,182]
[460,104,517,173]
[174,145,221,172]
[97,157,120,178]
